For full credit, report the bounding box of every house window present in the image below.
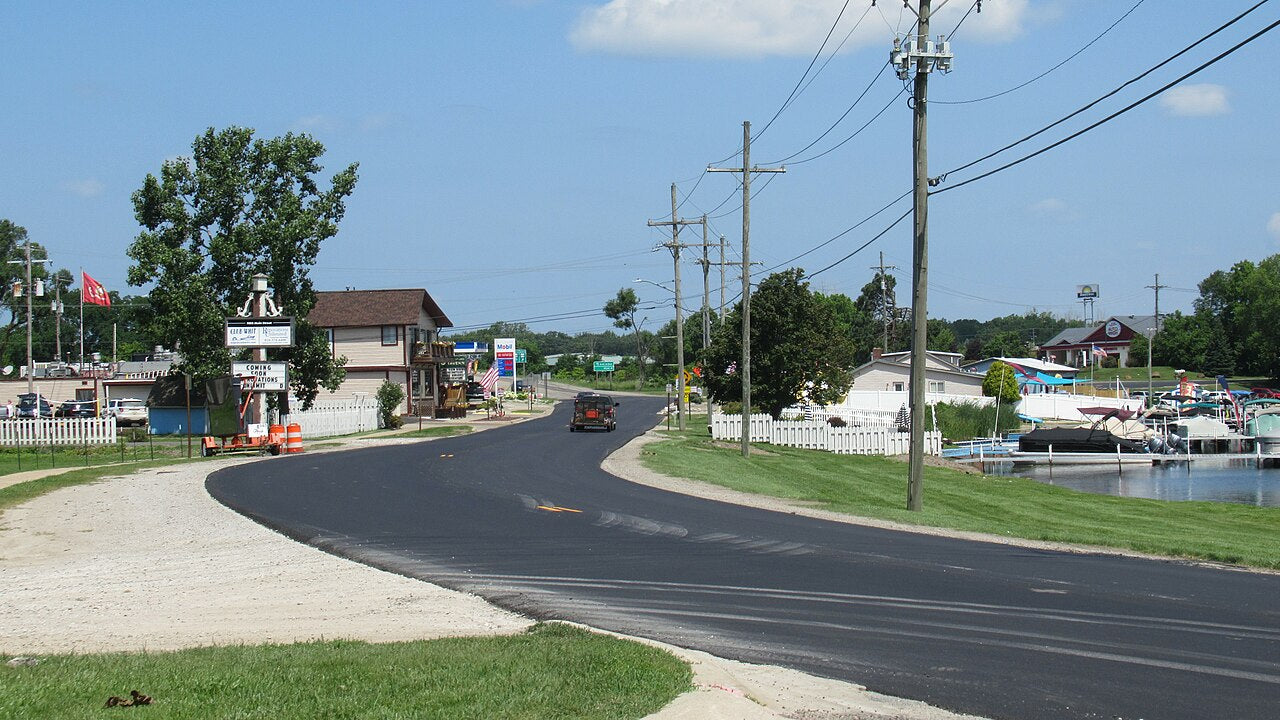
[928,380,945,393]
[324,328,334,349]
[892,382,905,392]
[382,326,397,346]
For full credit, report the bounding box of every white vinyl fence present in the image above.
[1017,393,1142,421]
[0,417,119,447]
[280,401,379,439]
[779,406,898,427]
[711,413,942,456]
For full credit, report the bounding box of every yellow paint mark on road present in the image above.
[536,505,583,513]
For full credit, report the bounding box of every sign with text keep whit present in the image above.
[232,362,288,392]
[226,318,295,348]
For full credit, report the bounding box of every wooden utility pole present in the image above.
[710,121,784,458]
[1145,273,1168,407]
[718,235,727,323]
[871,251,899,351]
[895,0,953,511]
[648,185,700,431]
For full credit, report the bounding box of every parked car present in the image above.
[107,398,148,426]
[16,393,53,419]
[56,399,99,418]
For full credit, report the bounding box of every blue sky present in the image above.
[3,1,1278,337]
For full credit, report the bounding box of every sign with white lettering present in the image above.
[226,318,295,348]
[232,361,288,391]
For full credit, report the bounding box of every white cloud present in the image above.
[570,0,1030,58]
[294,115,345,133]
[1160,84,1230,117]
[62,179,104,198]
[1268,212,1280,241]
[1028,197,1077,221]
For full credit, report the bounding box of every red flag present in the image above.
[82,272,111,307]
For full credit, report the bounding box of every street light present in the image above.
[634,278,673,293]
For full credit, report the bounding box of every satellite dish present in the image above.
[1,366,12,376]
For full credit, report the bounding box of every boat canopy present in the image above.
[1078,406,1136,420]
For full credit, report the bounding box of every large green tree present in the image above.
[699,269,856,419]
[128,126,358,408]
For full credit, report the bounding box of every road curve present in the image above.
[207,397,1280,720]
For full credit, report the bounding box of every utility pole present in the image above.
[1145,274,1168,333]
[719,235,727,323]
[891,0,953,511]
[648,184,700,431]
[1145,273,1168,407]
[871,251,899,351]
[710,121,785,458]
[9,240,50,396]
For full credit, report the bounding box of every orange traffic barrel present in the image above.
[268,424,285,446]
[285,423,304,453]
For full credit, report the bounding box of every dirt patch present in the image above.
[885,454,984,475]
[711,441,777,456]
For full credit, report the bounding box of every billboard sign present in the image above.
[1076,284,1100,299]
[232,361,288,391]
[226,317,295,347]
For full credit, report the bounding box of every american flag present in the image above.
[478,365,500,390]
[1092,345,1109,358]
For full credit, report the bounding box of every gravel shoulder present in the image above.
[0,416,983,720]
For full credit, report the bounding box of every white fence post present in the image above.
[0,417,119,447]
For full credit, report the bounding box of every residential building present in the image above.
[307,289,454,415]
[847,349,985,396]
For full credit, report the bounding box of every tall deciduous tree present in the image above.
[603,287,647,385]
[128,126,358,408]
[700,269,856,419]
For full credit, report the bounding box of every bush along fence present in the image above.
[0,417,119,447]
[710,413,942,457]
[280,400,379,439]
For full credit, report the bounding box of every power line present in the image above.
[753,0,855,144]
[933,12,1280,195]
[762,189,912,275]
[809,208,913,278]
[934,0,1146,106]
[763,61,894,165]
[932,0,1271,183]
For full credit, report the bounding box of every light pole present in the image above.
[8,240,50,396]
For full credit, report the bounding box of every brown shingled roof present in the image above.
[308,289,453,328]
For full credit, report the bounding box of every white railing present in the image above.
[281,402,379,439]
[826,390,993,412]
[710,413,941,456]
[0,417,119,447]
[780,406,898,427]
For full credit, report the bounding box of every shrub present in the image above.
[375,380,406,428]
[931,401,1019,440]
[827,416,847,427]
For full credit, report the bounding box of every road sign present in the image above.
[226,318,295,348]
[515,349,527,363]
[593,361,615,372]
[232,361,288,391]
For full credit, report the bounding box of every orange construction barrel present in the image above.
[285,423,304,453]
[268,424,285,446]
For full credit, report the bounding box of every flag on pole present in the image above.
[1091,345,1108,358]
[478,365,500,391]
[82,272,111,307]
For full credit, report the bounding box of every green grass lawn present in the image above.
[0,624,692,720]
[643,427,1280,569]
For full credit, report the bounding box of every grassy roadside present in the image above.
[0,624,692,720]
[642,426,1280,569]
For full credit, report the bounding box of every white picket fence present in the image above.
[711,413,941,456]
[280,402,379,439]
[0,417,119,447]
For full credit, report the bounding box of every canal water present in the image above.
[985,456,1280,507]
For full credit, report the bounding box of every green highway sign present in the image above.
[515,348,527,363]
[593,361,615,372]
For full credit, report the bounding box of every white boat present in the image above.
[1242,399,1280,453]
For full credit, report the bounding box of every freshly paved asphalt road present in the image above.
[207,397,1280,720]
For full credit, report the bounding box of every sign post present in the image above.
[494,337,516,393]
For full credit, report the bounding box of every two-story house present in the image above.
[307,289,454,415]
